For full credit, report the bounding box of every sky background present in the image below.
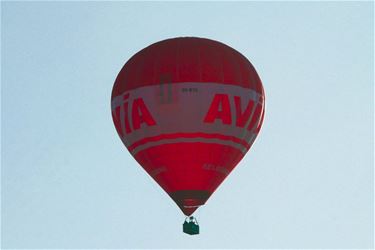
[1,1,373,249]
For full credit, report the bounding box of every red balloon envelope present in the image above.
[111,37,265,220]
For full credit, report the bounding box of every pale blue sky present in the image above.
[1,1,373,249]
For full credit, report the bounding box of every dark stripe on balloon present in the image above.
[129,133,249,155]
[131,138,247,156]
[128,132,250,151]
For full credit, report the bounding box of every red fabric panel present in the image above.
[112,37,263,97]
[133,142,244,215]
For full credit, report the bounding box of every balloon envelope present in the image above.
[111,37,265,215]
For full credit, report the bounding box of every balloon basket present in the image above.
[183,216,199,235]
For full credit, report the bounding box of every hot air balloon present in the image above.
[111,37,265,235]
